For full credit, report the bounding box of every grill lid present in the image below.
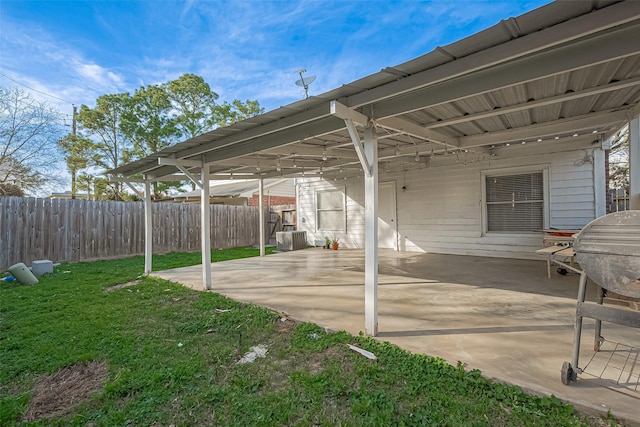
[574,211,640,298]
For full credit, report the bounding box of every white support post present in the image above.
[201,160,212,290]
[593,149,606,218]
[144,180,153,274]
[345,119,371,177]
[258,178,265,256]
[363,123,379,336]
[630,116,640,210]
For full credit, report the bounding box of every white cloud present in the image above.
[0,16,130,110]
[73,61,126,92]
[1,0,552,115]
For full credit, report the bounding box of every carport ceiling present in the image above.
[110,0,640,182]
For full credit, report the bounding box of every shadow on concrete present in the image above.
[377,323,596,338]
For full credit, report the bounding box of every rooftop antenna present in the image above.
[295,68,316,99]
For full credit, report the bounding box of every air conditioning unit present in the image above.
[276,231,307,251]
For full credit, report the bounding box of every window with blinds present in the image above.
[486,172,544,232]
[316,189,345,231]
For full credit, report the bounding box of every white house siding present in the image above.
[298,144,604,259]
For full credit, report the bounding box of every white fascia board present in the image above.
[346,2,640,109]
[458,109,630,148]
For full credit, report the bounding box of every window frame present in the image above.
[481,165,550,234]
[315,186,346,232]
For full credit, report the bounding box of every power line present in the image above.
[0,70,76,105]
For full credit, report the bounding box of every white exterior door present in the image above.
[378,182,397,249]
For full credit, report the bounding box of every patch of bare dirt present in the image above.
[24,361,108,422]
[276,316,297,335]
[104,280,140,292]
[307,345,351,375]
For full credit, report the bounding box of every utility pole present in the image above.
[71,105,78,199]
[72,105,77,137]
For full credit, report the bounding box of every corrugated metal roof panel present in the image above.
[110,0,640,179]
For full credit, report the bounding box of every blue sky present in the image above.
[1,0,550,117]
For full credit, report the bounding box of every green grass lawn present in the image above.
[0,248,618,426]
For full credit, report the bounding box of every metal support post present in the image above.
[201,161,212,290]
[144,179,153,274]
[259,178,265,256]
[364,123,379,336]
[629,115,640,210]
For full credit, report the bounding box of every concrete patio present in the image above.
[155,249,640,424]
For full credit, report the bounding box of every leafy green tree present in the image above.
[213,99,264,128]
[121,84,179,155]
[76,172,94,200]
[165,74,219,138]
[76,75,264,199]
[57,134,97,199]
[77,93,133,200]
[0,86,63,194]
[121,84,182,198]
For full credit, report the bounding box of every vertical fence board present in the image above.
[26,198,36,262]
[0,196,8,268]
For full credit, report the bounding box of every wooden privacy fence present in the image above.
[0,197,266,270]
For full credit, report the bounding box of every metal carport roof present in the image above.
[110,0,640,183]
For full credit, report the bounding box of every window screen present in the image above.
[316,189,345,231]
[486,172,543,232]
